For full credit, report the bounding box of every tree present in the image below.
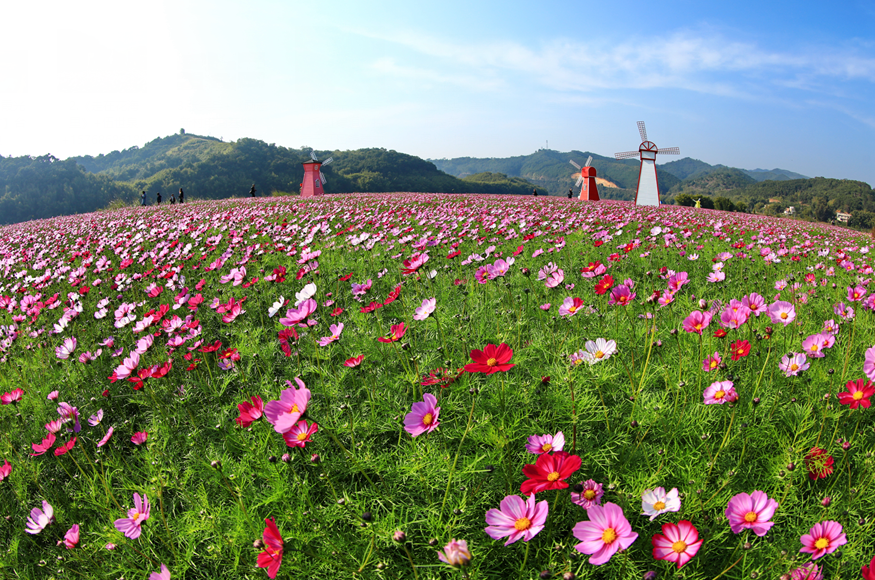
[811,197,835,223]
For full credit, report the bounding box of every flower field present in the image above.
[1,193,875,579]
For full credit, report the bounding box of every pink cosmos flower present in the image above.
[582,338,617,364]
[703,381,738,405]
[725,490,778,536]
[30,433,57,456]
[61,524,80,549]
[377,322,407,343]
[525,432,565,455]
[55,337,77,359]
[799,520,847,560]
[801,334,827,358]
[413,298,436,321]
[848,285,866,301]
[279,298,317,327]
[47,390,59,400]
[572,502,638,565]
[404,393,440,437]
[780,353,810,377]
[344,355,364,367]
[652,520,703,569]
[742,293,766,316]
[544,269,565,288]
[282,420,318,448]
[318,323,344,346]
[1,388,23,405]
[131,431,148,445]
[88,409,104,427]
[0,459,10,482]
[114,492,150,539]
[26,500,55,534]
[866,346,875,381]
[570,479,604,509]
[559,297,584,317]
[264,378,311,434]
[149,564,171,580]
[110,352,140,382]
[351,279,373,296]
[401,253,429,275]
[236,395,264,427]
[768,301,796,325]
[539,303,551,311]
[97,426,114,447]
[702,352,722,372]
[484,494,549,546]
[438,539,471,567]
[682,310,712,334]
[835,301,855,320]
[474,265,490,284]
[667,271,689,292]
[790,562,823,580]
[608,285,635,306]
[641,487,681,521]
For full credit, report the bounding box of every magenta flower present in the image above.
[682,310,712,334]
[866,345,875,381]
[768,301,796,325]
[62,524,80,549]
[0,459,10,482]
[149,564,171,580]
[608,285,635,306]
[279,298,317,327]
[131,431,148,445]
[377,322,407,343]
[651,520,703,569]
[572,502,638,565]
[484,494,548,546]
[790,562,823,580]
[114,493,150,539]
[25,500,54,534]
[235,395,264,427]
[702,351,722,372]
[848,285,866,301]
[780,353,810,377]
[97,426,114,447]
[1,388,23,405]
[404,393,440,437]
[799,520,846,560]
[703,380,738,405]
[725,491,778,536]
[742,293,766,316]
[437,539,472,567]
[559,297,584,317]
[570,479,604,509]
[282,420,318,448]
[318,323,344,346]
[413,298,436,321]
[525,432,565,455]
[264,378,311,434]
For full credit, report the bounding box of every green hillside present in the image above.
[667,167,757,196]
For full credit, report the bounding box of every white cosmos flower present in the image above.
[641,487,681,521]
[295,283,317,306]
[582,338,617,364]
[268,297,286,318]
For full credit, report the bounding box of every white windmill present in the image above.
[569,155,599,201]
[301,151,333,198]
[614,121,679,206]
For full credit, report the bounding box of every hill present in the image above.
[667,167,757,196]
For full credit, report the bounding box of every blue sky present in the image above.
[1,0,874,184]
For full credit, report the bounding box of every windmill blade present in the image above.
[637,121,647,142]
[319,170,327,185]
[585,155,593,167]
[310,151,318,161]
[657,147,680,155]
[569,159,582,170]
[575,176,584,187]
[322,157,333,166]
[614,151,639,160]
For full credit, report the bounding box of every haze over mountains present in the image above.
[0,131,873,230]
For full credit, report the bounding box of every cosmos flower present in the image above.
[768,301,796,325]
[377,322,407,343]
[55,337,77,359]
[779,353,810,377]
[464,343,514,375]
[264,378,310,434]
[404,393,440,437]
[256,518,284,579]
[838,378,875,409]
[572,502,638,565]
[318,323,344,346]
[1,388,23,405]
[703,381,738,405]
[438,539,472,567]
[0,459,11,482]
[725,490,778,536]
[729,340,750,361]
[131,432,148,445]
[651,520,702,569]
[641,487,681,521]
[26,500,55,535]
[521,451,581,495]
[484,494,548,546]
[570,479,604,509]
[413,298,436,321]
[682,310,712,334]
[149,564,171,580]
[799,521,846,560]
[804,447,834,480]
[236,395,264,427]
[282,420,318,448]
[525,432,565,455]
[702,352,722,372]
[62,524,80,549]
[581,338,618,364]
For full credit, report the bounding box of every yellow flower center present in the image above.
[694,324,702,330]
[584,490,596,500]
[790,363,799,371]
[594,350,605,359]
[601,527,617,544]
[514,517,532,531]
[710,360,718,369]
[815,538,829,550]
[811,344,819,351]
[296,432,308,441]
[672,540,687,553]
[853,391,864,400]
[780,312,788,319]
[546,471,560,482]
[541,443,552,453]
[291,404,300,413]
[422,413,434,425]
[569,306,577,314]
[715,390,726,399]
[744,511,758,523]
[653,501,666,510]
[486,358,497,367]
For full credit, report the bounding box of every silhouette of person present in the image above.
[156,192,162,205]
[567,189,573,199]
[532,188,538,197]
[170,194,176,204]
[140,191,146,206]
[250,184,257,197]
[178,188,184,203]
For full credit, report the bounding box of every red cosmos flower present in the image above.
[377,323,407,343]
[521,451,582,495]
[608,253,622,262]
[30,433,57,456]
[330,307,344,317]
[339,272,353,281]
[384,285,402,306]
[421,367,465,388]
[256,517,284,579]
[199,340,223,353]
[1,388,23,405]
[729,340,750,361]
[236,395,264,427]
[401,253,429,275]
[344,355,365,368]
[805,447,835,480]
[594,275,614,295]
[594,240,604,247]
[837,378,874,409]
[713,328,728,338]
[447,251,461,259]
[360,301,383,314]
[464,343,515,375]
[54,437,77,456]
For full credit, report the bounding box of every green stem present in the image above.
[441,395,477,519]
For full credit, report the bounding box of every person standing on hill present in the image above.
[170,194,176,204]
[156,192,162,205]
[567,189,573,199]
[250,184,257,197]
[178,188,184,203]
[140,191,146,206]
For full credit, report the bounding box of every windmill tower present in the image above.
[614,121,679,206]
[569,156,599,201]
[301,151,333,198]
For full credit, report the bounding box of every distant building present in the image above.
[836,212,852,223]
[783,206,796,216]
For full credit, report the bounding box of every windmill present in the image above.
[569,155,599,201]
[301,151,333,198]
[614,121,680,206]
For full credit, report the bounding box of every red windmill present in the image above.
[301,151,333,198]
[569,156,599,201]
